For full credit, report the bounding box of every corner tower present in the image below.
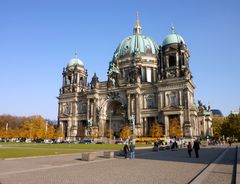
[158,26,198,138]
[58,53,88,140]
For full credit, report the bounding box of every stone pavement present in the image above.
[0,145,235,184]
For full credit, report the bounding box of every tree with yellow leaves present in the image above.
[212,116,224,139]
[54,127,64,139]
[105,128,114,139]
[150,122,163,138]
[46,125,55,139]
[120,126,131,139]
[169,117,182,138]
[23,116,46,139]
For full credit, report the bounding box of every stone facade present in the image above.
[57,20,212,141]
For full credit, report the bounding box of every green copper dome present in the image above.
[113,18,159,59]
[162,26,185,46]
[67,53,84,68]
[162,33,185,46]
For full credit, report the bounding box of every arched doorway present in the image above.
[105,100,127,138]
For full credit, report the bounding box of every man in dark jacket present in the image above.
[123,143,129,159]
[193,139,200,158]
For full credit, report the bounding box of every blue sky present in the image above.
[0,0,239,119]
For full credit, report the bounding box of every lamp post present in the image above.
[45,120,48,138]
[109,110,113,143]
[129,115,135,144]
[87,118,93,139]
[5,123,8,140]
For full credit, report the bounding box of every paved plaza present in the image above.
[0,145,239,184]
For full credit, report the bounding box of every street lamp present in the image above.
[87,118,93,139]
[109,110,113,143]
[128,115,135,144]
[5,123,8,141]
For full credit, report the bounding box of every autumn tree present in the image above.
[120,126,131,139]
[0,114,27,129]
[46,125,55,139]
[105,128,114,139]
[54,127,64,139]
[78,126,86,138]
[150,122,163,138]
[169,118,182,138]
[221,113,240,140]
[23,116,46,139]
[212,116,224,139]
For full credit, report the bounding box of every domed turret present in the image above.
[60,52,87,95]
[162,26,185,47]
[159,26,191,80]
[67,53,84,69]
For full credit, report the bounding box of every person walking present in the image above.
[228,139,232,147]
[193,139,200,158]
[187,142,193,158]
[123,143,129,159]
[129,142,135,159]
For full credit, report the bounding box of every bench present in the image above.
[103,151,114,158]
[82,152,96,161]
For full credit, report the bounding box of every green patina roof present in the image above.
[162,33,185,46]
[113,18,159,59]
[114,34,159,58]
[67,54,84,68]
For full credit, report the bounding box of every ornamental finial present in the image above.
[134,12,142,34]
[74,50,78,58]
[171,24,175,34]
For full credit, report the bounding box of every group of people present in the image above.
[123,142,135,159]
[187,139,200,158]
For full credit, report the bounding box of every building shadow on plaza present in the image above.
[127,146,235,165]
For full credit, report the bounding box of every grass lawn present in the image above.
[0,143,151,158]
[0,148,87,159]
[0,142,151,150]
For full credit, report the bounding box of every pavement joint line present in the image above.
[0,150,155,176]
[0,157,116,176]
[189,148,228,184]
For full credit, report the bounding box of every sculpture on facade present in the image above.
[108,62,120,87]
[90,73,99,89]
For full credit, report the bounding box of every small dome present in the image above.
[162,26,185,46]
[67,53,84,69]
[162,33,185,46]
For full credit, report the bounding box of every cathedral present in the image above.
[57,17,212,141]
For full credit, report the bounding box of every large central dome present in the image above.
[113,18,159,59]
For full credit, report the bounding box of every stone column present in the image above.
[87,99,90,120]
[166,56,169,68]
[143,117,147,136]
[127,94,131,117]
[164,115,169,137]
[65,75,67,85]
[179,90,182,106]
[93,99,97,126]
[180,113,184,137]
[158,92,162,111]
[135,94,139,124]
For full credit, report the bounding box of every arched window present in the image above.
[169,55,176,67]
